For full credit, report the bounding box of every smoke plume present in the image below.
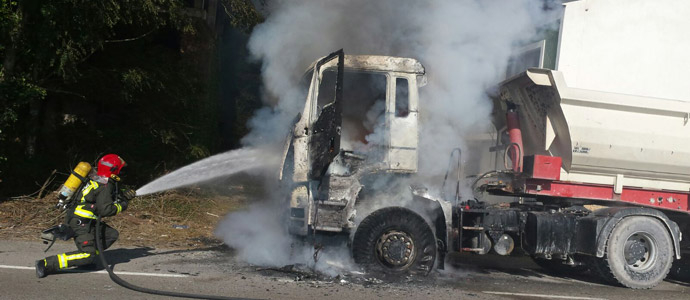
[217,0,562,274]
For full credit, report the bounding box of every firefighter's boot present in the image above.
[35,260,50,278]
[36,256,61,278]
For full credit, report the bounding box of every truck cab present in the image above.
[281,50,427,236]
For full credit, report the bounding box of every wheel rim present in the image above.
[624,232,657,272]
[375,230,416,269]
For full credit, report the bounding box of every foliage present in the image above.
[0,0,263,196]
[0,75,45,166]
[220,0,264,33]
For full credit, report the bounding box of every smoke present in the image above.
[214,187,355,276]
[242,0,560,152]
[217,0,562,275]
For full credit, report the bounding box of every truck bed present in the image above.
[496,68,690,194]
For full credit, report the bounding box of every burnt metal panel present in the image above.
[314,174,362,232]
[524,212,578,256]
[482,210,521,232]
[572,214,607,256]
[309,49,344,180]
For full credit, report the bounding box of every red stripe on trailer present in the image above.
[524,179,689,213]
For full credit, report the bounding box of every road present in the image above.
[1,239,689,299]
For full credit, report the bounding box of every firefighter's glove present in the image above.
[114,199,129,212]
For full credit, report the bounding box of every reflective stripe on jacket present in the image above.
[80,180,99,203]
[71,179,122,220]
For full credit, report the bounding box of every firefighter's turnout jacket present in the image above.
[42,177,126,271]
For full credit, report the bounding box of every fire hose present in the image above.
[95,216,253,300]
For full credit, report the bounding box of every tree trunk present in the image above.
[24,96,43,158]
[0,3,23,81]
[3,0,40,80]
[1,47,16,82]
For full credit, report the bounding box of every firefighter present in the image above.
[35,154,135,278]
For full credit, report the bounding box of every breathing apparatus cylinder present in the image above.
[56,162,92,208]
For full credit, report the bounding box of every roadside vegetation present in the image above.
[0,187,248,249]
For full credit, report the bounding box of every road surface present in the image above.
[1,239,689,299]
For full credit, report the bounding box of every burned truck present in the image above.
[279,2,690,289]
[280,51,442,274]
[280,49,690,289]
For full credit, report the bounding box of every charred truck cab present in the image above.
[280,50,442,274]
[281,50,427,235]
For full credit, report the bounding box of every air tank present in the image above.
[57,162,92,207]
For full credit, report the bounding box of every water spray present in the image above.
[136,148,273,196]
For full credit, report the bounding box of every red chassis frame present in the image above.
[488,156,690,213]
[521,177,690,213]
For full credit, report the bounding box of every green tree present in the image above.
[1,0,189,155]
[0,0,262,196]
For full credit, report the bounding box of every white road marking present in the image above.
[0,264,188,278]
[483,291,607,300]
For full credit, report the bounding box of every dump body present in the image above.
[556,0,690,101]
[497,68,690,194]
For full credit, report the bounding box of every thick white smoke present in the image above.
[215,186,355,276]
[218,0,562,274]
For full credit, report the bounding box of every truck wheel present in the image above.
[352,207,436,276]
[601,216,674,289]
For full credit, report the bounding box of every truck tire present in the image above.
[352,207,436,276]
[600,216,674,289]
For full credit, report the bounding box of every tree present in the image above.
[0,0,262,196]
[1,0,189,154]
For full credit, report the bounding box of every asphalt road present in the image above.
[1,239,689,300]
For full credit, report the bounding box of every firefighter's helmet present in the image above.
[97,154,126,179]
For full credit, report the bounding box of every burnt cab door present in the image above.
[388,75,418,172]
[307,50,344,179]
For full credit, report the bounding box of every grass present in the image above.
[0,187,250,249]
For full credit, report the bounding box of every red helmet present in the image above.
[97,154,126,179]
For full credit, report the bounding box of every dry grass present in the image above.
[0,188,249,249]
